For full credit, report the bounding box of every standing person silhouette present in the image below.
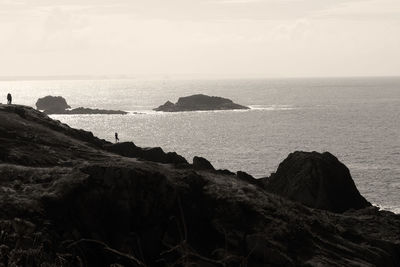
[7,93,12,104]
[115,132,119,143]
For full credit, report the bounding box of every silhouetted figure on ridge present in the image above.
[7,93,12,105]
[115,132,119,143]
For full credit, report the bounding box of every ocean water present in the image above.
[1,77,399,213]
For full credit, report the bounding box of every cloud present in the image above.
[0,0,399,76]
[315,0,400,20]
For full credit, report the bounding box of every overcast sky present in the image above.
[0,0,399,78]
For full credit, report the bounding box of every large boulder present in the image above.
[36,96,70,113]
[193,156,215,170]
[141,147,188,165]
[264,151,371,213]
[154,94,249,112]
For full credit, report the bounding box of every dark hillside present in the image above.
[0,104,399,266]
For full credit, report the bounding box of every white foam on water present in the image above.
[129,109,252,115]
[248,105,296,111]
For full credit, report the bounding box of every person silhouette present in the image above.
[7,93,12,104]
[115,132,119,143]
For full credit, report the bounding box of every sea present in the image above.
[1,77,399,214]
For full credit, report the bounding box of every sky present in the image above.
[0,0,399,78]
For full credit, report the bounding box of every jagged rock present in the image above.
[0,105,399,266]
[264,151,372,213]
[193,156,215,170]
[141,147,188,165]
[36,96,70,113]
[103,142,188,165]
[154,94,249,112]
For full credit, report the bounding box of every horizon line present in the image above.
[0,74,400,82]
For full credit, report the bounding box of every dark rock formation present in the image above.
[155,100,174,111]
[36,95,70,113]
[103,142,188,165]
[0,104,399,266]
[103,141,142,157]
[264,151,372,213]
[66,107,127,115]
[236,171,260,186]
[216,169,235,176]
[154,94,249,112]
[35,95,127,115]
[193,156,215,170]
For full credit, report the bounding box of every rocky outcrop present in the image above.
[0,104,399,266]
[263,151,372,213]
[103,142,188,165]
[35,95,127,115]
[192,156,215,170]
[155,100,174,111]
[154,94,249,112]
[36,96,70,113]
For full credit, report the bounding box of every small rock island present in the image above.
[36,95,127,115]
[154,94,249,112]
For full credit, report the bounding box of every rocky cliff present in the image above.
[0,104,399,266]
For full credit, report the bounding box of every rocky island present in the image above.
[36,95,127,115]
[0,104,399,266]
[154,94,249,112]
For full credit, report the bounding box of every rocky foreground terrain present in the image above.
[0,104,399,266]
[154,94,249,112]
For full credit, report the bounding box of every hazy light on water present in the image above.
[1,77,399,213]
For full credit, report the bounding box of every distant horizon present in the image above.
[1,74,400,82]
